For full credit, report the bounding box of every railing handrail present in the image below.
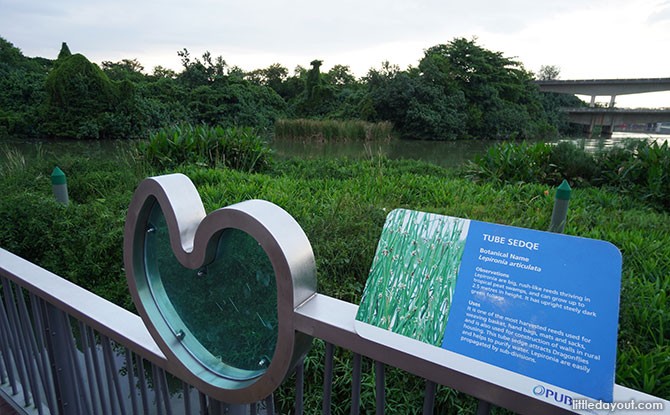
[2,247,669,414]
[0,248,167,369]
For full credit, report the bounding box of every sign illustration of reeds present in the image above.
[356,209,470,346]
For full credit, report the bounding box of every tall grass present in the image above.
[274,118,393,141]
[138,123,274,173]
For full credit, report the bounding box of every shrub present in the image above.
[464,141,557,184]
[138,123,274,172]
[596,141,670,208]
[465,140,670,210]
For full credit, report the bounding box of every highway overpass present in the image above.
[562,108,670,125]
[535,78,670,96]
[534,78,670,136]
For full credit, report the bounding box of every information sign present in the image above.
[355,209,621,402]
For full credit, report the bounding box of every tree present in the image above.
[418,38,548,139]
[57,42,71,60]
[367,67,465,140]
[41,53,135,139]
[0,37,50,137]
[101,58,146,82]
[323,64,356,87]
[293,60,335,116]
[176,48,227,87]
[537,65,561,81]
[152,65,177,79]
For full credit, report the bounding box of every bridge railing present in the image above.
[1,247,667,415]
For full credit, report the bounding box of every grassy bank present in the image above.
[1,149,668,412]
[274,118,393,141]
[466,140,670,210]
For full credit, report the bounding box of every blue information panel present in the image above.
[355,209,622,402]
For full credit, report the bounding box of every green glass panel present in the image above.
[144,201,278,378]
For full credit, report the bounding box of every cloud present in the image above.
[647,1,670,23]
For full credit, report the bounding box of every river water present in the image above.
[2,132,668,169]
[270,132,669,167]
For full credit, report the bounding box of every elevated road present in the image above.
[534,78,670,96]
[534,77,670,136]
[562,108,670,126]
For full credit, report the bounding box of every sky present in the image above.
[1,0,669,108]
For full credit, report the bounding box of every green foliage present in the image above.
[536,64,560,81]
[367,67,467,140]
[0,156,138,308]
[293,59,336,117]
[57,42,72,61]
[274,118,392,141]
[1,150,669,408]
[417,38,549,140]
[0,37,50,137]
[465,140,670,209]
[186,80,286,130]
[2,36,580,141]
[139,123,274,172]
[41,53,134,139]
[101,58,145,82]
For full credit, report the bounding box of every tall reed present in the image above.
[274,119,393,141]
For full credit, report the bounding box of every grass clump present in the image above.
[138,123,274,172]
[274,118,393,141]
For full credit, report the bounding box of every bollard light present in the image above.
[51,166,69,206]
[549,179,571,233]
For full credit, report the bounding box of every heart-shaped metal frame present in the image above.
[124,173,316,403]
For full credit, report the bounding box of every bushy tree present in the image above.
[41,53,133,138]
[101,58,146,82]
[418,38,550,139]
[293,60,335,117]
[537,65,561,81]
[367,66,465,140]
[0,37,51,137]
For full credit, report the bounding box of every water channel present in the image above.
[2,132,668,168]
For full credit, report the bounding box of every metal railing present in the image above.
[1,246,668,415]
[0,248,275,415]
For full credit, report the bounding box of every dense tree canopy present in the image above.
[0,35,581,140]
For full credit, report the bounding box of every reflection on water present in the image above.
[2,132,668,169]
[270,138,503,168]
[271,132,669,168]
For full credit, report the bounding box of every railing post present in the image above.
[322,342,334,415]
[422,380,436,415]
[374,361,385,415]
[295,360,304,415]
[43,303,79,415]
[350,353,361,415]
[476,400,491,415]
